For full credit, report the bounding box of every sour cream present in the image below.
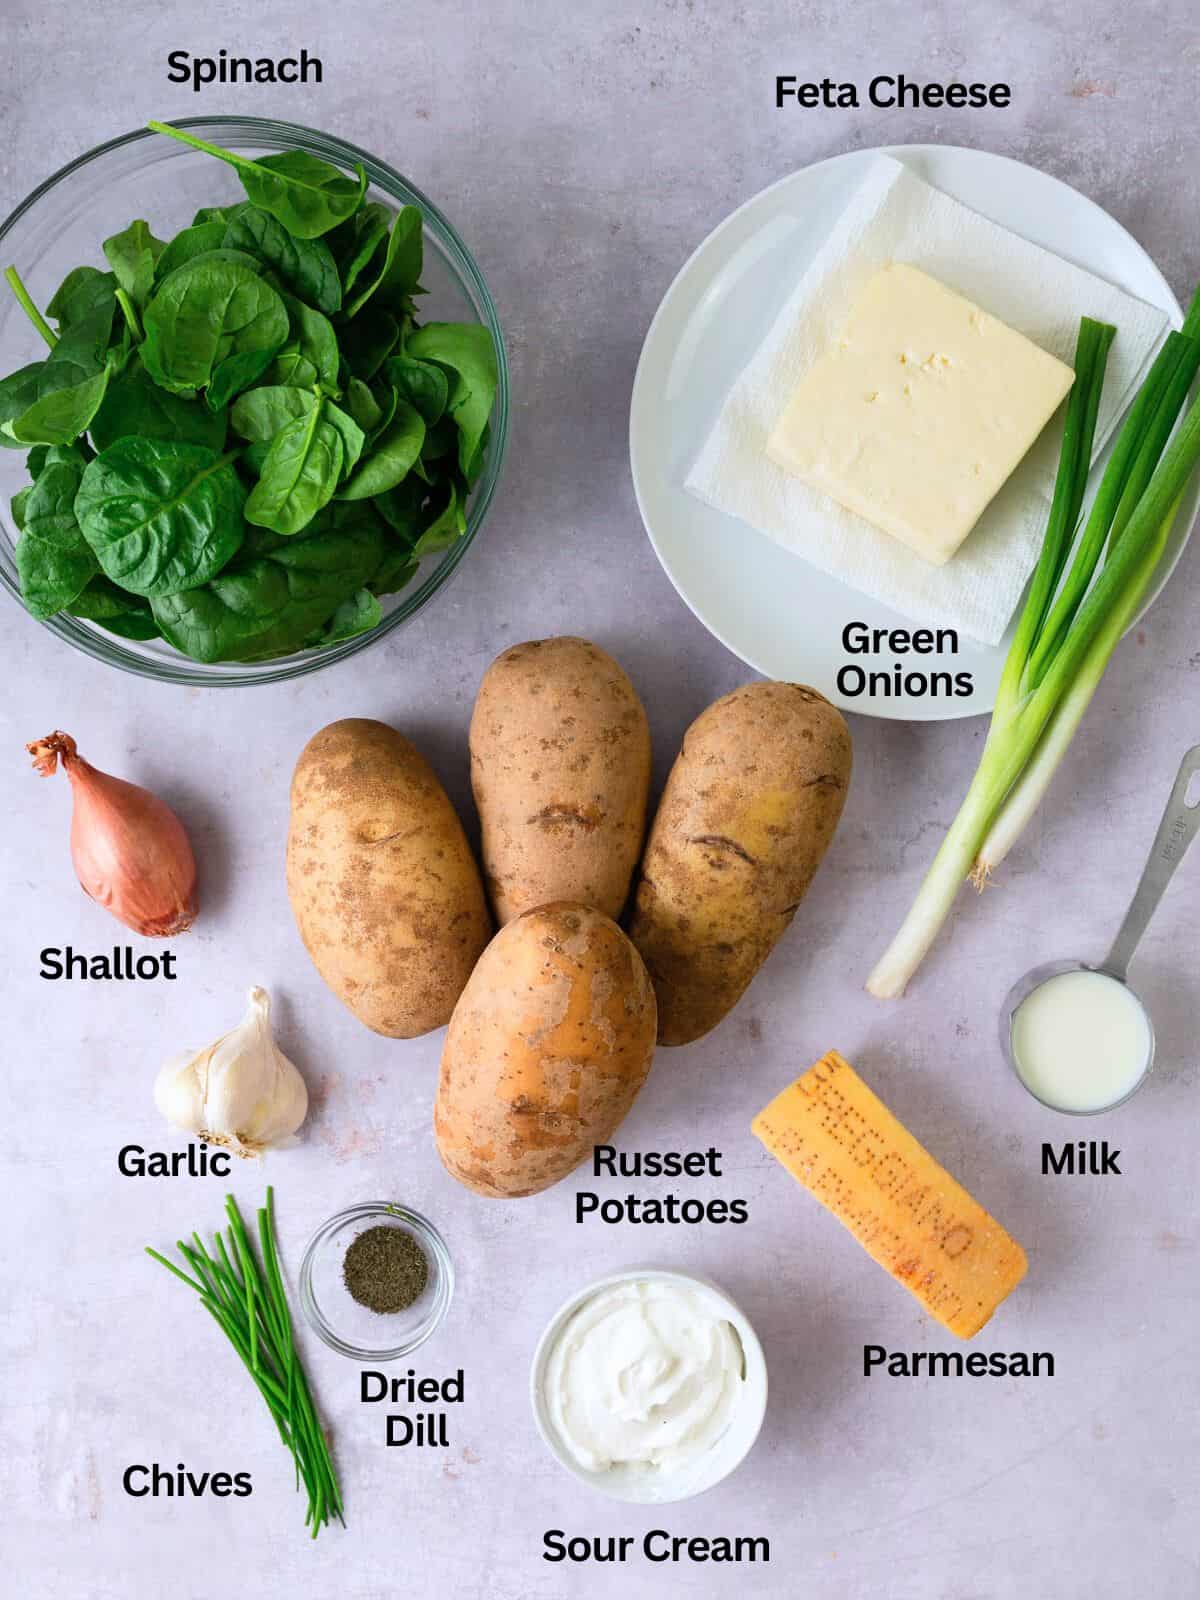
[542,1277,745,1480]
[1011,968,1152,1113]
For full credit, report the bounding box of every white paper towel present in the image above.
[685,156,1169,645]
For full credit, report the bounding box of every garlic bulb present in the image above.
[154,987,308,1155]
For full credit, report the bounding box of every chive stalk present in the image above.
[867,308,1200,998]
[146,1188,342,1538]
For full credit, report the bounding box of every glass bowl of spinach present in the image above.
[0,117,508,683]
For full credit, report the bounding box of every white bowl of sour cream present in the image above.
[530,1269,768,1503]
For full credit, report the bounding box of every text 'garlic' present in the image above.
[154,987,308,1156]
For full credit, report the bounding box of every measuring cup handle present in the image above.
[1103,744,1200,980]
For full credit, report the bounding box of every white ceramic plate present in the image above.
[630,144,1193,720]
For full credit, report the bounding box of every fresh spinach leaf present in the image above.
[192,203,243,227]
[92,361,227,453]
[163,246,266,277]
[241,150,367,239]
[311,586,382,644]
[342,206,423,318]
[261,295,339,393]
[142,255,288,395]
[463,421,490,486]
[4,295,119,443]
[231,384,317,440]
[407,322,498,474]
[69,576,160,639]
[153,222,227,282]
[233,389,361,487]
[372,477,426,542]
[15,454,98,618]
[367,381,398,442]
[412,477,467,555]
[420,415,458,462]
[337,398,424,500]
[384,354,448,424]
[46,266,118,331]
[0,363,48,449]
[148,123,367,239]
[344,377,382,434]
[75,437,245,595]
[245,401,343,535]
[204,346,279,411]
[339,309,399,380]
[330,202,392,298]
[368,544,419,597]
[102,220,166,309]
[4,367,110,446]
[223,205,341,314]
[88,609,161,641]
[325,401,365,479]
[239,440,273,480]
[55,297,120,369]
[265,342,318,389]
[13,300,128,448]
[22,442,87,483]
[280,293,339,392]
[44,441,91,468]
[11,485,32,530]
[151,504,385,661]
[22,443,89,484]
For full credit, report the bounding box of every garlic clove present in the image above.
[153,1047,208,1131]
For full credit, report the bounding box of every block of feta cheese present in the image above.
[765,263,1075,567]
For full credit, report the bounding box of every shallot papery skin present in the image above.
[28,730,198,937]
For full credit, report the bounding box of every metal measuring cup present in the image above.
[1000,743,1200,1114]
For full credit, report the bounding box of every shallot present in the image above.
[28,730,198,936]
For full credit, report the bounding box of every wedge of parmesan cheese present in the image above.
[752,1050,1027,1338]
[765,263,1075,566]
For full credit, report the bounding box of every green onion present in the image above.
[867,307,1200,998]
[991,318,1115,726]
[1023,332,1188,690]
[146,1188,342,1538]
[974,492,1182,874]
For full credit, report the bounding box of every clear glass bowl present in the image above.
[0,117,509,685]
[299,1201,453,1361]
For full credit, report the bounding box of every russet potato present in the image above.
[435,902,657,1197]
[287,718,491,1038]
[469,637,651,924]
[629,682,852,1045]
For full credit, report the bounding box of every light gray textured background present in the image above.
[2,3,1198,1596]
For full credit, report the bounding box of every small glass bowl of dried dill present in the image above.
[299,1202,453,1361]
